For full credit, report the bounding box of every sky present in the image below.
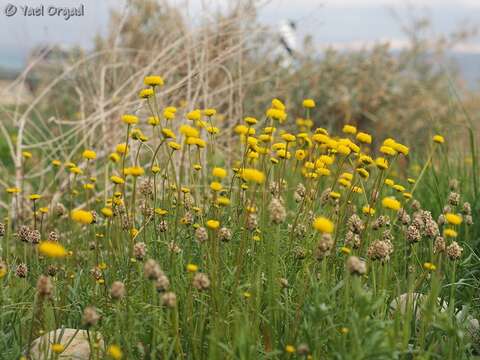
[1,0,480,69]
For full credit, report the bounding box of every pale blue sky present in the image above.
[1,0,480,68]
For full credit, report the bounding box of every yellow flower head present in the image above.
[212,167,227,178]
[110,175,125,185]
[356,132,372,144]
[101,207,113,217]
[381,197,401,211]
[22,151,32,159]
[39,241,67,258]
[445,213,462,225]
[380,146,396,156]
[240,168,265,184]
[272,98,286,111]
[313,216,334,233]
[139,88,154,99]
[109,153,120,163]
[210,182,223,192]
[362,206,375,216]
[187,110,202,121]
[107,344,123,360]
[375,157,388,170]
[285,345,296,354]
[204,108,217,117]
[51,343,65,354]
[245,117,257,125]
[121,114,138,125]
[82,149,96,160]
[343,124,357,135]
[423,262,436,271]
[115,143,128,154]
[206,219,220,230]
[443,228,457,238]
[148,116,160,126]
[186,264,198,273]
[168,142,181,151]
[144,75,164,87]
[6,187,20,194]
[433,135,444,144]
[302,98,316,108]
[52,160,61,167]
[71,209,94,225]
[124,167,144,177]
[29,194,42,201]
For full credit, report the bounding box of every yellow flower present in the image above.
[110,175,125,185]
[407,178,416,184]
[71,209,94,225]
[109,153,120,163]
[151,166,161,174]
[121,114,138,125]
[130,228,139,237]
[341,247,351,255]
[39,241,67,258]
[302,98,315,108]
[329,191,340,199]
[29,194,42,201]
[295,150,306,161]
[216,197,230,206]
[162,128,176,139]
[240,168,265,184]
[51,343,65,354]
[83,183,94,190]
[22,151,32,159]
[101,207,113,217]
[384,178,394,187]
[375,157,388,170]
[70,166,82,175]
[204,108,217,116]
[164,110,175,120]
[356,168,369,179]
[148,116,160,126]
[392,184,405,192]
[206,219,220,230]
[6,187,21,194]
[124,167,144,177]
[39,207,49,213]
[342,125,357,134]
[212,167,227,178]
[186,110,202,121]
[186,264,198,273]
[359,154,373,165]
[179,125,199,138]
[272,98,286,111]
[403,192,412,199]
[433,135,444,144]
[362,206,375,216]
[393,142,409,156]
[144,75,164,87]
[155,208,168,216]
[443,228,457,238]
[285,345,296,353]
[313,216,334,233]
[245,117,257,125]
[168,142,181,151]
[210,182,223,192]
[381,197,401,211]
[445,213,462,225]
[380,146,396,156]
[107,344,123,360]
[139,88,154,99]
[356,132,372,144]
[423,262,436,271]
[115,143,128,154]
[52,160,61,167]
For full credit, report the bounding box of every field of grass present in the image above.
[0,74,478,359]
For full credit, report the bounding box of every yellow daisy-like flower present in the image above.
[356,132,372,144]
[115,143,128,154]
[210,182,223,192]
[168,141,182,151]
[206,219,220,230]
[155,208,168,216]
[121,114,138,125]
[110,176,125,185]
[342,124,357,135]
[362,206,375,216]
[356,168,369,179]
[109,153,120,163]
[29,194,42,201]
[240,168,265,184]
[148,116,160,126]
[151,166,161,174]
[245,117,257,125]
[423,262,436,271]
[443,228,457,238]
[162,128,176,139]
[6,187,21,194]
[186,264,199,273]
[380,146,396,156]
[433,135,444,144]
[22,151,32,159]
[83,183,94,190]
[216,197,230,206]
[381,197,401,211]
[71,209,94,225]
[139,88,154,99]
[107,344,123,359]
[341,247,351,255]
[51,343,65,354]
[285,345,296,354]
[295,149,306,161]
[144,75,164,87]
[272,98,286,111]
[313,216,334,233]
[204,108,217,117]
[186,110,202,121]
[375,157,388,170]
[124,167,144,177]
[445,213,462,225]
[39,241,67,258]
[101,207,113,217]
[212,167,227,178]
[302,98,315,108]
[52,160,61,167]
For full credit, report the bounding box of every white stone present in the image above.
[29,328,103,360]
